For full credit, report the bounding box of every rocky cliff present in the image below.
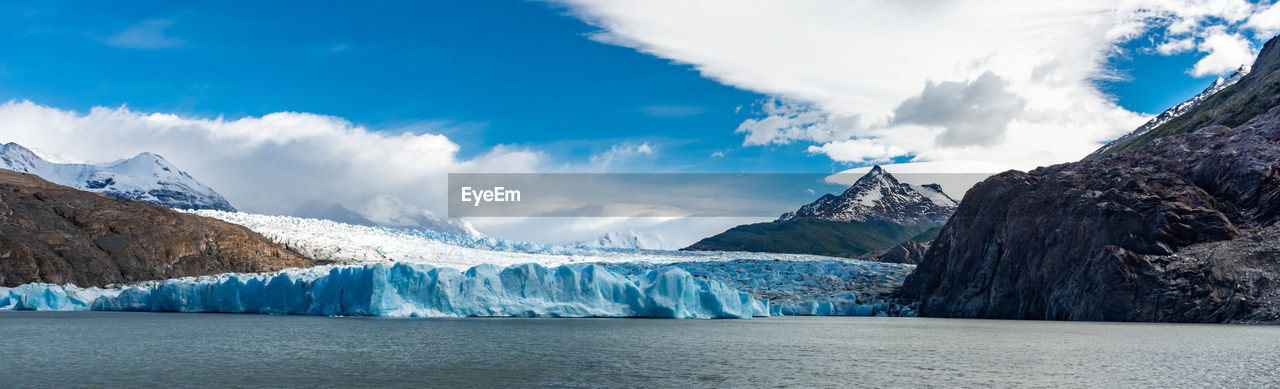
[898,106,1280,323]
[0,169,312,287]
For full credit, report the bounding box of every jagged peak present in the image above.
[849,165,900,189]
[778,166,957,225]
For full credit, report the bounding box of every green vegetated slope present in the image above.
[682,219,937,257]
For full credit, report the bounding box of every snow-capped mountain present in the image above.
[291,194,484,238]
[574,230,668,250]
[1087,65,1249,159]
[777,166,957,225]
[0,142,235,211]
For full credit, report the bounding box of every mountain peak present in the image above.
[778,167,956,225]
[1087,34,1280,159]
[0,142,43,173]
[0,142,236,211]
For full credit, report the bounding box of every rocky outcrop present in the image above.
[898,105,1280,323]
[862,240,930,265]
[0,169,312,287]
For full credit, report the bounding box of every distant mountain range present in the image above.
[1,141,484,237]
[574,230,667,250]
[0,142,236,211]
[685,167,956,261]
[292,194,485,238]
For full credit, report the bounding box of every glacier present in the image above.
[603,259,914,317]
[1,262,766,319]
[1,210,918,319]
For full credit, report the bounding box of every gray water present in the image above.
[1,312,1277,388]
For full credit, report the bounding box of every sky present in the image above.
[2,0,1280,245]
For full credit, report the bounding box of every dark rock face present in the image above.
[899,106,1280,323]
[0,170,312,287]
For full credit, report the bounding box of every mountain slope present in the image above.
[1086,66,1248,159]
[683,219,936,258]
[778,166,956,225]
[686,167,957,259]
[0,142,235,211]
[1087,35,1280,158]
[0,169,311,287]
[898,35,1280,322]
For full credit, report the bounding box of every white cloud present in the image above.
[1191,28,1257,76]
[553,0,1273,169]
[806,139,907,164]
[587,141,655,171]
[0,100,543,216]
[734,99,859,146]
[105,19,186,49]
[1246,1,1280,38]
[891,72,1026,147]
[1156,37,1197,55]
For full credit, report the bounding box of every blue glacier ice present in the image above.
[604,260,915,317]
[0,262,767,319]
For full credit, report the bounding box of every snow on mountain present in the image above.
[0,142,235,211]
[574,230,668,250]
[777,166,957,225]
[292,200,379,226]
[289,194,484,237]
[357,193,484,237]
[910,183,958,207]
[1086,65,1249,159]
[188,210,846,268]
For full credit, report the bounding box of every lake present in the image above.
[1,312,1276,387]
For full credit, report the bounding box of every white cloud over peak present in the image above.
[1191,28,1257,76]
[554,0,1275,170]
[806,139,907,164]
[891,72,1027,147]
[0,100,543,216]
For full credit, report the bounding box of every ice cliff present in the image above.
[1,262,766,319]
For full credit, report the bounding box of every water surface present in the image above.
[1,312,1276,387]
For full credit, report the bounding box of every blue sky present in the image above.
[4,1,1279,244]
[0,1,1247,175]
[0,1,820,172]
